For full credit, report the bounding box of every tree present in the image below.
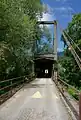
[60,13,81,89]
[0,0,44,80]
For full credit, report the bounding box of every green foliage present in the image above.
[68,88,79,100]
[0,0,44,80]
[60,13,81,89]
[67,13,81,42]
[59,55,81,87]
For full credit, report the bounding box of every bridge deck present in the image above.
[0,78,72,120]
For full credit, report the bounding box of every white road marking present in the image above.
[32,91,42,98]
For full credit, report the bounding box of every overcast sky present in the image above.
[40,0,81,52]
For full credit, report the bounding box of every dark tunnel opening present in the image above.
[34,59,53,78]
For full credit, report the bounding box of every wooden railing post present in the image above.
[10,80,12,94]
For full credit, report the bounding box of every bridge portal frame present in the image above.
[37,20,58,80]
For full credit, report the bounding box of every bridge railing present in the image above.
[0,73,35,104]
[54,75,80,120]
[58,76,80,98]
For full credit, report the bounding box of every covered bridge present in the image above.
[34,54,55,78]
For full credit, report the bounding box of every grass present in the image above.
[68,88,79,100]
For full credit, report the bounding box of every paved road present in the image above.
[0,78,72,120]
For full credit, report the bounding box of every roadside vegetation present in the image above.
[0,0,52,81]
[58,14,81,99]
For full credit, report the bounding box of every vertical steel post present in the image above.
[54,21,58,82]
[54,20,57,61]
[32,61,34,74]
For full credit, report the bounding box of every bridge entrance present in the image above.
[34,54,54,78]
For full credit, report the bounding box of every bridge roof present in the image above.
[34,53,54,61]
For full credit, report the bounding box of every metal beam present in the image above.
[54,21,57,61]
[37,20,57,25]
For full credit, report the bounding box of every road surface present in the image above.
[0,78,72,120]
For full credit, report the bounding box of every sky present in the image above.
[40,0,81,52]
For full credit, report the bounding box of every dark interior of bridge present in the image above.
[34,59,53,78]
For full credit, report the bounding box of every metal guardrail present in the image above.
[0,73,35,104]
[0,73,34,84]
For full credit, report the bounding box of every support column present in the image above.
[32,61,34,74]
[54,21,57,61]
[53,21,58,82]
